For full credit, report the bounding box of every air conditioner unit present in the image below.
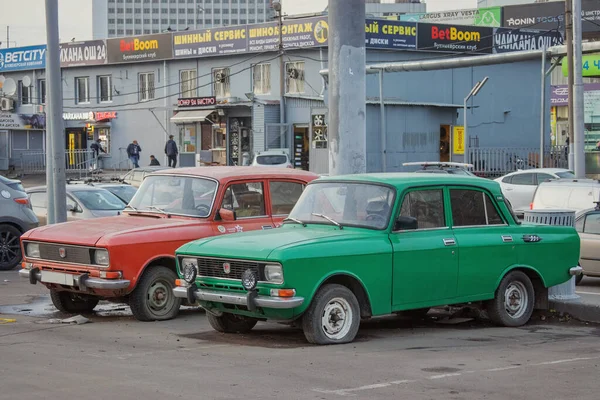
[215,72,227,83]
[288,68,300,80]
[0,98,14,111]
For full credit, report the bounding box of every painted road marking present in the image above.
[313,356,600,396]
[576,291,600,296]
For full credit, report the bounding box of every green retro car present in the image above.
[173,173,581,345]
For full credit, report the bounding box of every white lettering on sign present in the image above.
[63,112,94,121]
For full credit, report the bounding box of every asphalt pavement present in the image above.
[1,269,600,400]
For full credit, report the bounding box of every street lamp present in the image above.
[464,76,488,163]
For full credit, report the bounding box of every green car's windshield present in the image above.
[128,175,217,217]
[289,182,395,230]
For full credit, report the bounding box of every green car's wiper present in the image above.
[283,217,306,227]
[311,213,343,229]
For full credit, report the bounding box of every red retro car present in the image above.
[20,167,318,321]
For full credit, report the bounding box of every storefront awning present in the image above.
[170,110,214,123]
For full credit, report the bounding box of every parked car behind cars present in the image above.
[403,162,476,176]
[121,166,169,188]
[0,176,39,270]
[251,150,293,168]
[27,185,126,226]
[20,167,318,321]
[495,168,575,217]
[575,206,600,284]
[92,183,138,204]
[531,178,600,212]
[174,173,581,345]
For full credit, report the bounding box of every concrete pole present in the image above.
[378,69,386,172]
[565,0,575,170]
[276,3,286,148]
[45,0,66,223]
[328,0,366,176]
[573,0,586,178]
[540,46,547,167]
[463,99,468,164]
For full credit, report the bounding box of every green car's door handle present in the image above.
[522,234,542,243]
[502,235,513,243]
[443,238,456,246]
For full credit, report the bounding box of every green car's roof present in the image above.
[316,173,501,192]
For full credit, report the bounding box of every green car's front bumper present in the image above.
[173,286,304,309]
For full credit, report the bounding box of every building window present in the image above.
[18,80,32,105]
[144,29,150,34]
[213,67,230,98]
[135,29,142,34]
[108,7,115,12]
[109,29,116,34]
[143,18,150,23]
[161,7,168,12]
[153,29,159,33]
[126,29,134,34]
[117,18,124,23]
[108,18,116,23]
[75,77,90,104]
[170,18,176,24]
[152,7,159,12]
[214,18,220,24]
[135,7,141,12]
[144,7,150,12]
[126,7,133,12]
[126,18,133,23]
[170,7,176,12]
[285,61,305,94]
[117,29,124,34]
[180,69,197,98]
[38,79,46,104]
[161,18,168,23]
[187,8,194,13]
[187,18,194,24]
[178,18,185,24]
[139,72,156,101]
[253,63,270,95]
[135,18,142,23]
[153,18,159,23]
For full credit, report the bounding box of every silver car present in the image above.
[0,176,39,270]
[120,166,169,188]
[27,185,127,226]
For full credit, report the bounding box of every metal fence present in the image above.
[20,150,122,179]
[468,146,569,178]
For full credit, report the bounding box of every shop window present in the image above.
[285,61,305,94]
[38,79,46,105]
[97,127,111,154]
[75,77,90,104]
[18,80,32,105]
[180,69,197,98]
[98,76,113,103]
[139,72,156,101]
[213,67,230,98]
[252,63,271,95]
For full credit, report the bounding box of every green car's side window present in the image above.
[398,189,445,230]
[450,189,505,227]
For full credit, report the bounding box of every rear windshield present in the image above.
[105,185,137,204]
[556,171,575,179]
[72,190,126,211]
[256,155,287,165]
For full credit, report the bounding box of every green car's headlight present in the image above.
[264,264,284,284]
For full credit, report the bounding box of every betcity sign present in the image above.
[0,45,46,72]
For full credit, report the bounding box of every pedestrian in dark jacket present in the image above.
[90,139,106,157]
[127,140,142,168]
[164,135,178,168]
[149,155,160,166]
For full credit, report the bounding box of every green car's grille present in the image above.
[196,257,260,280]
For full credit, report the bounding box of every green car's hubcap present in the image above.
[321,297,353,340]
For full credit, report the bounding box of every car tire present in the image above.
[0,224,23,271]
[50,289,99,313]
[486,271,535,327]
[302,284,361,345]
[206,312,258,333]
[129,266,181,322]
[575,273,584,286]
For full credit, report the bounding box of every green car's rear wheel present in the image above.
[302,284,361,345]
[486,271,534,327]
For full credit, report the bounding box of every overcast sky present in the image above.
[0,0,477,48]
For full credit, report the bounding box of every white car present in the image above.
[251,150,293,168]
[495,168,575,216]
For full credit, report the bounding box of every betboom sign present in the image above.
[106,33,173,64]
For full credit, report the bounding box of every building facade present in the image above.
[0,16,552,175]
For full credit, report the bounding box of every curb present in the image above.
[550,300,600,324]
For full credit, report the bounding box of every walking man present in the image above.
[127,140,142,168]
[90,139,106,170]
[165,135,178,168]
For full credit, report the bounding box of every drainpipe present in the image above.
[378,69,386,172]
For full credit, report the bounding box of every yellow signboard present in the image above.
[550,107,557,146]
[453,126,465,155]
[68,134,75,165]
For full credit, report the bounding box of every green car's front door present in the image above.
[448,188,518,298]
[390,188,459,309]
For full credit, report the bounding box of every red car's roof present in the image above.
[150,166,318,182]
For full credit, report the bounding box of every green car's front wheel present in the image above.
[302,284,361,345]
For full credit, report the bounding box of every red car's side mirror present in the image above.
[219,208,236,222]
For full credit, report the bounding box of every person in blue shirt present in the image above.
[127,140,141,168]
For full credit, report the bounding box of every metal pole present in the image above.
[328,0,367,176]
[566,0,575,170]
[379,69,386,172]
[6,26,9,48]
[278,7,286,144]
[464,98,468,164]
[45,0,66,223]
[540,45,547,168]
[573,0,586,178]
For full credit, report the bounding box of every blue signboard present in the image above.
[0,45,46,72]
[365,19,417,50]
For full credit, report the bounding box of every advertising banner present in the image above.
[453,126,465,155]
[502,0,600,32]
[551,83,600,106]
[174,26,248,58]
[365,20,417,50]
[0,45,46,73]
[60,40,107,68]
[177,97,217,107]
[107,33,173,64]
[247,17,329,52]
[400,7,502,27]
[493,28,563,53]
[0,113,46,130]
[561,54,600,77]
[417,23,494,54]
